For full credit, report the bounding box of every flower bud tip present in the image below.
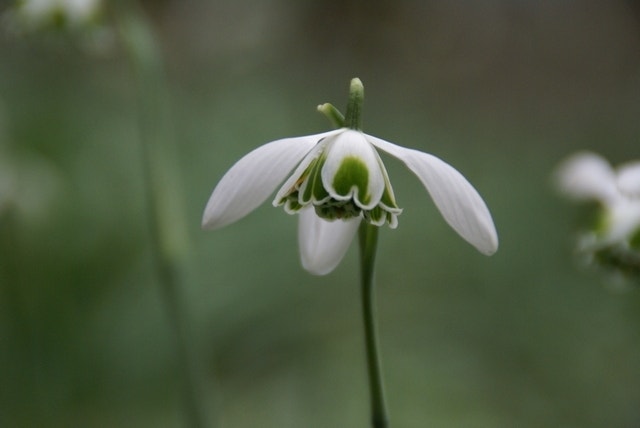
[350,77,363,93]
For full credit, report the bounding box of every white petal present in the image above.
[298,206,360,275]
[202,131,337,230]
[555,152,619,204]
[368,135,498,255]
[273,134,334,205]
[617,161,640,197]
[321,130,385,209]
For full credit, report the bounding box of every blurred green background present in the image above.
[2,1,640,427]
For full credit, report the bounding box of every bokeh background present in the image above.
[2,1,640,427]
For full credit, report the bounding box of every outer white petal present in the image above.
[555,152,619,204]
[617,161,640,197]
[368,135,498,255]
[321,130,386,209]
[298,206,360,275]
[202,131,337,230]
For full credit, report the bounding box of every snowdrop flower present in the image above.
[557,151,640,285]
[203,78,498,275]
[556,151,640,247]
[7,0,102,31]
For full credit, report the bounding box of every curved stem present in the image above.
[359,222,389,428]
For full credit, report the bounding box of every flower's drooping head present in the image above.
[274,129,401,228]
[203,78,498,275]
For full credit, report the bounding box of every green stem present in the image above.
[359,222,389,428]
[117,6,209,428]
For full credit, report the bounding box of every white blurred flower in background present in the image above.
[556,151,640,285]
[4,0,113,54]
[7,0,101,30]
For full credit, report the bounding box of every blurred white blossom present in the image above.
[556,151,640,285]
[557,151,640,246]
[9,0,102,30]
[4,0,114,54]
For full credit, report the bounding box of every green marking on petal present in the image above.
[312,174,330,202]
[332,156,370,205]
[284,198,303,213]
[380,185,399,210]
[301,158,320,203]
[311,155,330,202]
[364,206,385,226]
[375,156,400,210]
[300,153,331,204]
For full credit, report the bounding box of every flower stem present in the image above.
[358,222,389,428]
[117,6,210,428]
